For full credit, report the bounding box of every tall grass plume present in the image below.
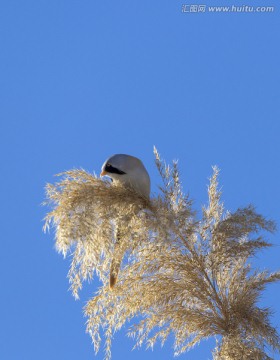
[44,148,280,360]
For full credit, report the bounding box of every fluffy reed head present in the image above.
[44,148,280,360]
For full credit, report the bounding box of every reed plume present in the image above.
[44,148,280,360]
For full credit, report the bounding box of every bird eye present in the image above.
[105,163,126,175]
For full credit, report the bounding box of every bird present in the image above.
[100,154,151,288]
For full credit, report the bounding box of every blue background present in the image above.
[1,1,279,359]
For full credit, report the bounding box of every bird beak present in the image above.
[100,170,107,177]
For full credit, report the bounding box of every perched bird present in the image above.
[101,154,151,288]
[101,154,151,199]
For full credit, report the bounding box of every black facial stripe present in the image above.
[105,163,126,175]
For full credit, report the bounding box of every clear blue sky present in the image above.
[1,1,280,359]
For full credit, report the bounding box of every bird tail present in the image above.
[109,228,122,289]
[109,265,119,288]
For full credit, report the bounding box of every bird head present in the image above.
[101,154,150,199]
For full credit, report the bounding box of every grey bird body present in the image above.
[101,154,150,288]
[101,154,150,199]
